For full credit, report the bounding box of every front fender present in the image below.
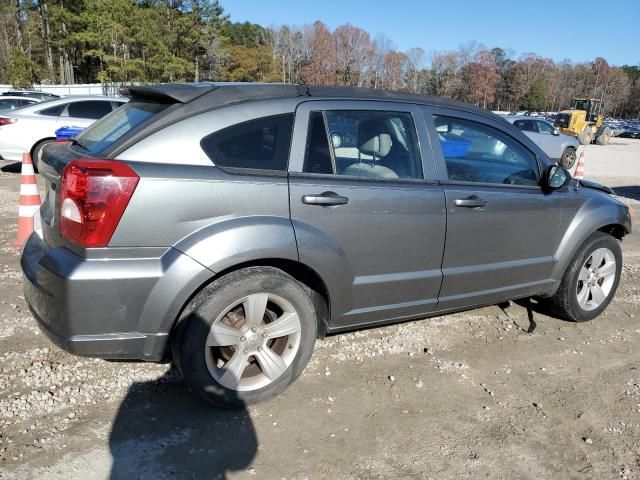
[549,191,631,283]
[562,140,579,152]
[174,216,299,274]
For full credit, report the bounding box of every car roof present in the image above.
[504,115,550,123]
[123,82,498,118]
[113,82,538,161]
[3,90,48,94]
[5,95,127,117]
[2,90,59,97]
[0,96,41,102]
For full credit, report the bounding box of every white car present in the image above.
[505,116,580,169]
[0,96,126,167]
[0,96,41,114]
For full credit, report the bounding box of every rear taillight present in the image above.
[60,159,139,247]
[0,117,17,126]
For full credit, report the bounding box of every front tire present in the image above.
[578,126,593,145]
[546,232,622,322]
[560,147,577,169]
[596,127,611,145]
[172,267,318,408]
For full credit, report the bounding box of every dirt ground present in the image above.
[0,139,639,480]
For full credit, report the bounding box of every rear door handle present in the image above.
[454,196,487,208]
[302,192,349,206]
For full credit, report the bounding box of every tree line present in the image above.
[3,1,639,117]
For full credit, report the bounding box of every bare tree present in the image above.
[383,50,407,90]
[300,21,336,85]
[406,47,425,92]
[334,23,371,86]
[464,50,500,108]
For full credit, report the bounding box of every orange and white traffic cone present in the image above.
[573,149,585,180]
[13,152,41,251]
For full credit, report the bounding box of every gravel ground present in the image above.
[0,140,639,480]
[576,137,640,203]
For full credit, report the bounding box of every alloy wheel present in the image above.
[204,293,302,391]
[576,247,616,311]
[563,149,576,169]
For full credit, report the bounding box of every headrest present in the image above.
[358,119,392,157]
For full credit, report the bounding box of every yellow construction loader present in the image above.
[554,98,612,145]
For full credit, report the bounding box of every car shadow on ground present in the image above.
[109,367,257,479]
[612,185,640,202]
[109,372,257,480]
[0,161,22,173]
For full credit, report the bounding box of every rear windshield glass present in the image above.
[75,101,168,154]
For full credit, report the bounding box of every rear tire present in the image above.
[32,139,54,173]
[545,232,622,322]
[578,126,593,145]
[172,267,318,408]
[596,127,611,145]
[560,147,577,169]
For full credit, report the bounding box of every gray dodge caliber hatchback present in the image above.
[21,83,632,407]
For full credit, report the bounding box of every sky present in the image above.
[224,0,640,66]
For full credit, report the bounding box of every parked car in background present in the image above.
[2,90,60,101]
[0,96,41,114]
[619,127,640,138]
[0,96,126,169]
[21,83,631,408]
[505,116,580,168]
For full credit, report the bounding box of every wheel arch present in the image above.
[165,257,332,359]
[30,137,56,170]
[549,201,631,292]
[29,136,56,157]
[597,223,628,240]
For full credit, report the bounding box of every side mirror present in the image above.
[552,129,560,136]
[544,165,571,190]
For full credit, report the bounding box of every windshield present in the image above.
[75,101,169,154]
[571,99,590,111]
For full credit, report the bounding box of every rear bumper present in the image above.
[26,300,168,359]
[21,233,212,361]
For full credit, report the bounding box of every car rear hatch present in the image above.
[37,94,186,251]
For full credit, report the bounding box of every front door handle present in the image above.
[454,196,487,208]
[302,192,349,206]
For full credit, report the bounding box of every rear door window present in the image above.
[302,110,423,180]
[75,101,168,155]
[67,100,114,120]
[201,114,294,171]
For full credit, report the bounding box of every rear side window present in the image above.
[201,114,294,171]
[38,104,65,117]
[67,100,113,120]
[75,101,168,155]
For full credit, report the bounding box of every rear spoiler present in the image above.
[119,83,218,104]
